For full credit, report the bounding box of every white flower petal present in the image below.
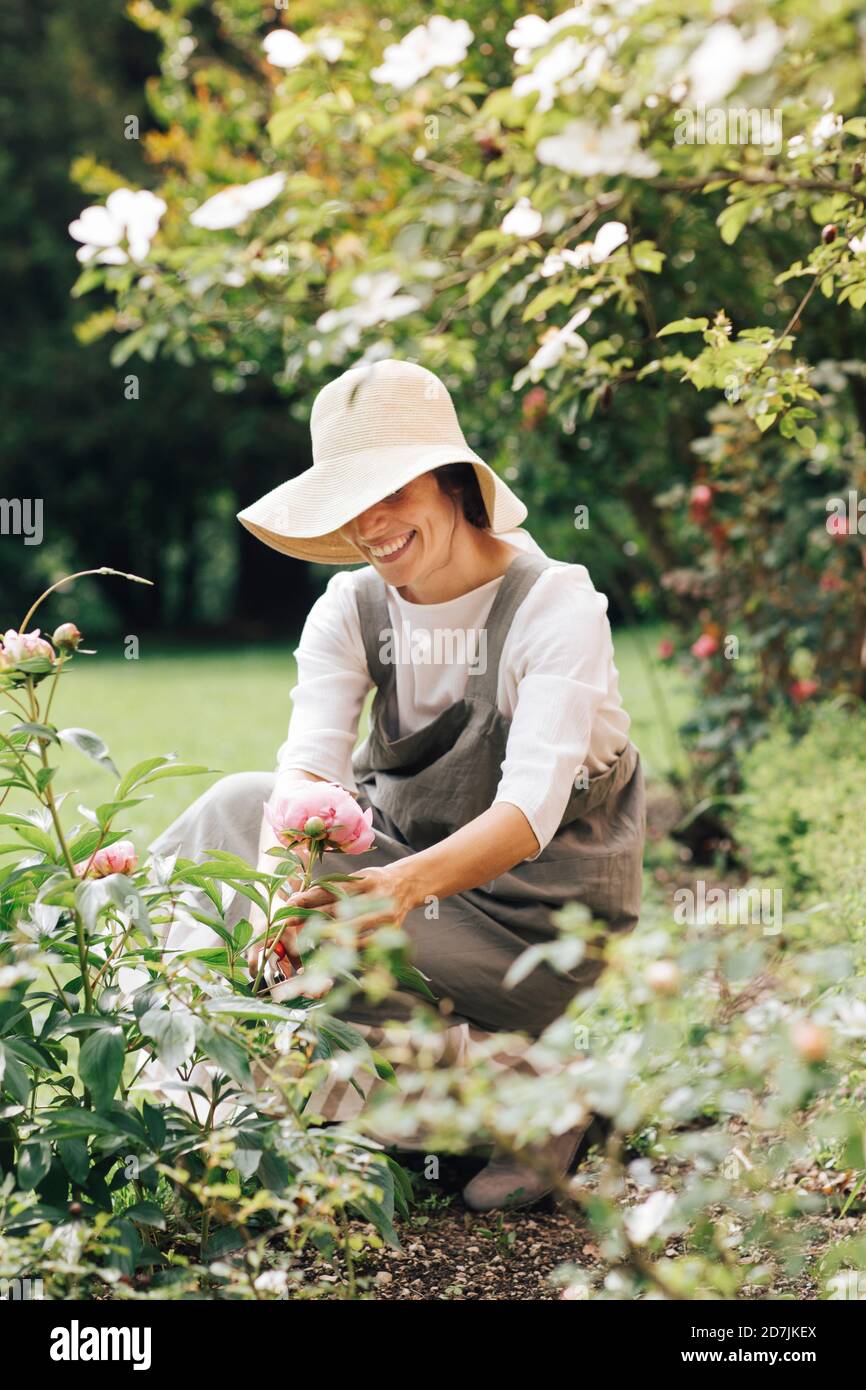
[263,30,311,69]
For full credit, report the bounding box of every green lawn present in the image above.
[17,625,691,851]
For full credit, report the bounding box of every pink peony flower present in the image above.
[0,628,56,667]
[691,633,719,660]
[52,622,83,652]
[265,782,375,855]
[77,839,139,879]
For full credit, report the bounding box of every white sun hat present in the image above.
[236,358,528,563]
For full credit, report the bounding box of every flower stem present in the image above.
[19,566,153,633]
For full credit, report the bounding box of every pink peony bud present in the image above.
[265,782,375,855]
[52,622,82,652]
[691,633,719,660]
[791,1018,829,1063]
[657,637,675,661]
[77,839,139,879]
[647,960,681,995]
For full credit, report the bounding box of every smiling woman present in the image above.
[150,358,645,1213]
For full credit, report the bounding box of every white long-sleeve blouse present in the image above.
[275,528,631,860]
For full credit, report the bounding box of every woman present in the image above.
[151,358,645,1211]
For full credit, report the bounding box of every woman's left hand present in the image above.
[287,862,418,937]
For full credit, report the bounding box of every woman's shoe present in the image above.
[461,1120,591,1213]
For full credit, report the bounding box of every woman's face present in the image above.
[340,472,461,585]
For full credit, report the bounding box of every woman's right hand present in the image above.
[246,840,308,984]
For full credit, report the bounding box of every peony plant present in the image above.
[0,570,425,1298]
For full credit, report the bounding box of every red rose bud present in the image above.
[790,678,819,703]
[821,224,838,244]
[52,622,82,652]
[688,482,713,524]
[475,131,504,163]
[521,385,548,430]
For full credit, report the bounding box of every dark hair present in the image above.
[433,463,490,529]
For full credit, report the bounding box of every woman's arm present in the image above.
[395,801,539,907]
[284,801,539,933]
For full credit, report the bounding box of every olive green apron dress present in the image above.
[337,551,645,1036]
[151,553,645,1045]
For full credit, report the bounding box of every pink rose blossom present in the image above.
[77,839,139,879]
[265,782,375,855]
[691,633,719,660]
[0,628,56,667]
[790,678,819,704]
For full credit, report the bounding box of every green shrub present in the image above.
[736,702,866,934]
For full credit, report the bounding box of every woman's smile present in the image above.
[364,528,417,562]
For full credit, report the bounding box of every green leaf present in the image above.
[18,1142,52,1189]
[105,1216,140,1277]
[117,756,174,798]
[390,962,438,1002]
[57,727,120,778]
[36,1109,126,1140]
[142,1101,166,1148]
[468,259,508,306]
[123,1200,166,1230]
[79,1027,124,1110]
[657,317,709,338]
[137,764,212,789]
[631,240,665,273]
[75,874,151,941]
[13,825,58,857]
[0,1044,30,1105]
[258,1150,291,1192]
[201,1028,252,1086]
[204,997,304,1023]
[717,201,753,245]
[10,721,59,744]
[317,1016,368,1053]
[372,1051,397,1083]
[521,282,576,322]
[57,1137,90,1185]
[139,1008,198,1069]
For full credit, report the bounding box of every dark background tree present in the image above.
[0,0,316,636]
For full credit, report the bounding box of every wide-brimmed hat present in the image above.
[236,359,527,563]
